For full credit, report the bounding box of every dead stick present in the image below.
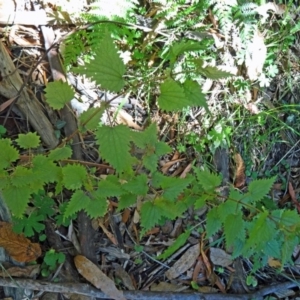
[0,278,298,300]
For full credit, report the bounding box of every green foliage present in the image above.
[0,0,299,274]
[16,133,41,149]
[41,249,66,277]
[45,80,75,109]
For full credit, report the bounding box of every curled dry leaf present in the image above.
[234,153,246,188]
[165,243,200,280]
[74,255,126,300]
[0,222,41,262]
[0,264,40,278]
[210,247,233,267]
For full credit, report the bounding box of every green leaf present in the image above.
[10,166,34,187]
[158,79,191,111]
[0,139,19,169]
[16,132,41,149]
[140,201,163,235]
[206,207,222,237]
[193,59,233,79]
[122,174,148,195]
[247,177,276,203]
[194,194,210,209]
[158,230,191,260]
[85,190,108,218]
[96,125,135,173]
[154,198,179,220]
[98,175,124,197]
[244,211,276,252]
[45,80,75,109]
[194,168,222,191]
[183,80,208,111]
[32,191,55,218]
[79,106,105,132]
[2,185,31,217]
[118,193,137,211]
[48,147,72,161]
[279,209,300,228]
[217,200,239,222]
[13,212,45,237]
[224,213,245,248]
[32,155,60,184]
[62,164,87,190]
[169,40,207,64]
[64,190,90,218]
[73,32,125,92]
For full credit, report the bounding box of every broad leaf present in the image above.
[247,177,276,203]
[85,190,108,218]
[73,32,125,92]
[158,79,191,111]
[140,201,163,235]
[79,106,105,132]
[62,164,88,190]
[224,213,245,248]
[16,132,40,149]
[122,174,148,195]
[0,139,19,169]
[45,80,75,109]
[2,185,31,217]
[183,80,208,111]
[206,207,222,237]
[65,190,90,218]
[48,147,72,161]
[13,212,45,237]
[194,168,222,191]
[96,125,135,173]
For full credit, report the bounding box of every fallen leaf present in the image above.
[74,255,126,300]
[234,153,246,188]
[0,222,41,262]
[150,282,188,292]
[210,247,233,267]
[165,243,200,280]
[268,257,281,268]
[0,264,40,278]
[112,263,135,290]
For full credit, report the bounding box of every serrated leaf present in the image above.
[79,106,105,132]
[45,80,75,109]
[158,230,191,260]
[16,132,40,149]
[33,192,55,218]
[247,177,276,203]
[194,194,210,209]
[32,155,60,184]
[194,168,222,191]
[217,200,239,222]
[279,209,300,228]
[155,141,172,156]
[96,125,134,173]
[193,59,233,79]
[206,207,222,237]
[154,198,179,220]
[65,190,90,218]
[62,164,87,190]
[13,212,45,237]
[158,79,191,111]
[2,185,31,217]
[224,213,245,248]
[85,190,108,218]
[169,40,207,64]
[10,166,34,187]
[73,32,125,92]
[98,175,124,197]
[143,154,158,173]
[118,193,137,211]
[131,123,157,148]
[245,211,276,251]
[183,80,208,111]
[0,139,19,169]
[140,201,163,235]
[122,174,148,195]
[265,240,281,259]
[48,147,72,161]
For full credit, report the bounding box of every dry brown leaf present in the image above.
[0,264,40,278]
[210,247,233,267]
[74,255,126,300]
[268,257,281,268]
[234,153,246,188]
[97,218,118,245]
[288,182,300,213]
[112,263,135,291]
[0,222,41,262]
[165,243,200,280]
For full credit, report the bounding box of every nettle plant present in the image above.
[0,27,299,270]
